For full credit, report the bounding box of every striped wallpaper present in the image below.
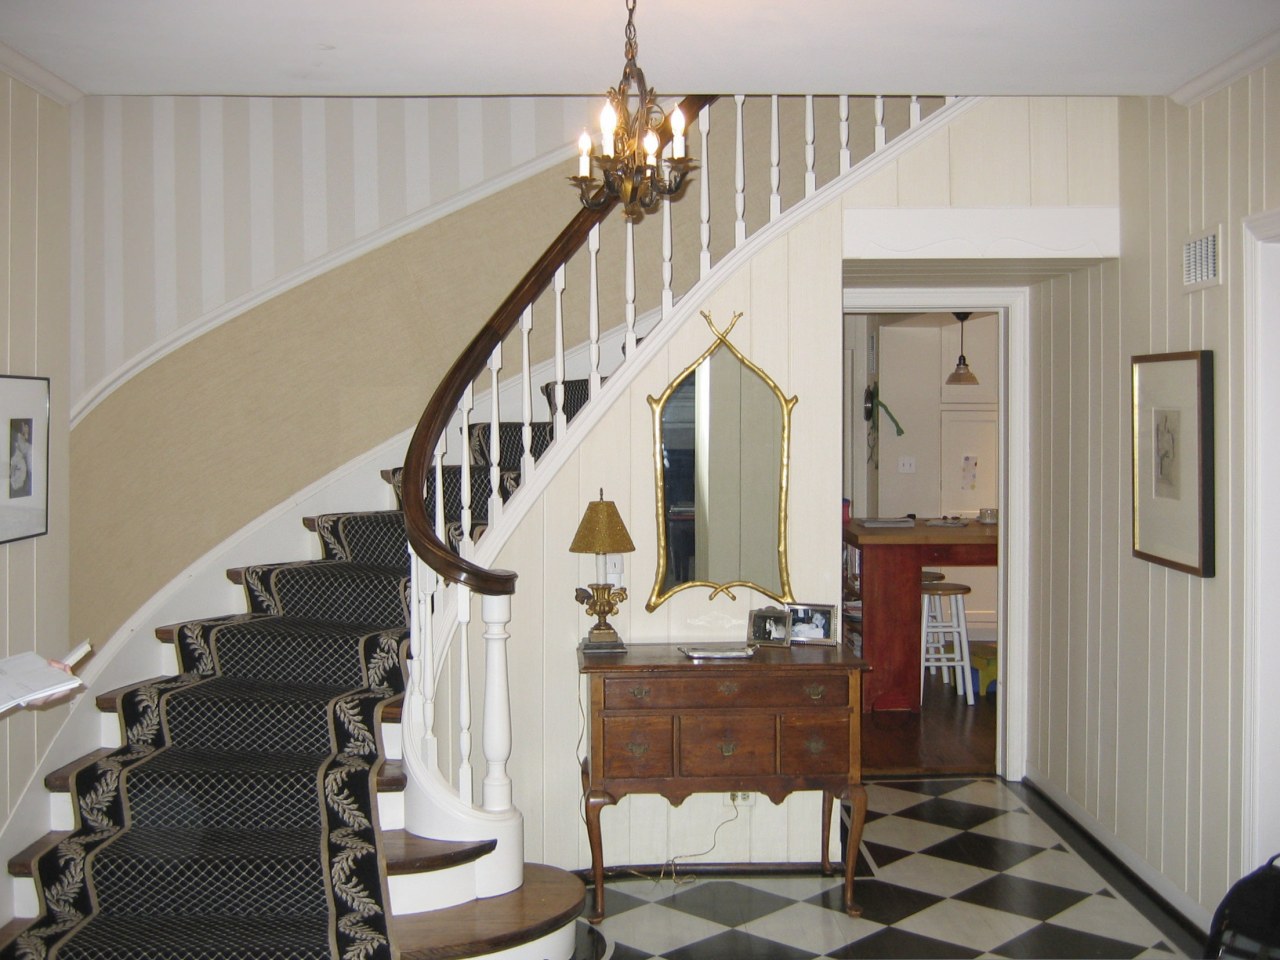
[69,94,595,420]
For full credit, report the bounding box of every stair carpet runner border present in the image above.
[4,381,587,960]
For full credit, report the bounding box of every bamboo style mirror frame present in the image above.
[646,311,797,611]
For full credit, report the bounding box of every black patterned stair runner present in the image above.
[9,511,410,960]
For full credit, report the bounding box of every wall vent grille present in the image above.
[1183,229,1220,291]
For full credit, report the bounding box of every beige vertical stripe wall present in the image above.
[70,96,594,415]
[0,73,70,833]
[1024,59,1280,916]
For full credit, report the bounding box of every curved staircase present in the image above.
[2,468,584,960]
[5,91,969,960]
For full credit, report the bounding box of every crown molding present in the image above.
[0,41,83,105]
[1170,28,1280,106]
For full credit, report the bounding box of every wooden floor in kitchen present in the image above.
[862,669,998,776]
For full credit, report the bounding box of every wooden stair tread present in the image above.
[45,747,116,792]
[8,831,71,877]
[393,863,584,960]
[45,750,404,793]
[9,828,487,880]
[382,831,496,875]
[0,917,35,949]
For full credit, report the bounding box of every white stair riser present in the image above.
[378,790,404,830]
[381,720,401,760]
[471,924,577,960]
[388,860,478,915]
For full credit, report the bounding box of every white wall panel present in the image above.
[68,94,594,419]
[0,72,70,920]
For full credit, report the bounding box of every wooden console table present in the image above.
[845,519,997,712]
[578,643,868,922]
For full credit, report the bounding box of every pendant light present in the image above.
[945,312,979,385]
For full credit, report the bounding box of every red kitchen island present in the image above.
[845,519,997,712]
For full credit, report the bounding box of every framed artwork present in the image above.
[1,375,50,545]
[748,606,791,647]
[1131,351,1214,577]
[786,602,837,645]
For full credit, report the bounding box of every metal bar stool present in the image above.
[920,581,974,705]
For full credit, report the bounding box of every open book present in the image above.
[0,652,84,711]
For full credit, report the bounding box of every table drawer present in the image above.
[779,714,849,775]
[603,674,847,710]
[602,716,673,779]
[679,715,775,777]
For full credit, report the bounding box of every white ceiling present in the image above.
[2,0,1280,100]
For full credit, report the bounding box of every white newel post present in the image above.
[481,593,514,813]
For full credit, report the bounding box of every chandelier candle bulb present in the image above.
[578,130,592,177]
[670,107,686,158]
[600,103,617,157]
[643,130,659,166]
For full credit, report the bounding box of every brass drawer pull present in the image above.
[805,737,827,755]
[626,741,649,757]
[629,685,651,700]
[719,741,737,757]
[716,681,740,696]
[804,683,826,701]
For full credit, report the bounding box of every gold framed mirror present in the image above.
[646,311,797,611]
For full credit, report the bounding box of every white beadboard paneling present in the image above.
[0,71,71,913]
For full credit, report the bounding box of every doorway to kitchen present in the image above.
[842,286,1031,783]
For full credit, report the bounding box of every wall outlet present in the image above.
[725,791,755,807]
[897,455,916,474]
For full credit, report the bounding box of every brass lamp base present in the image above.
[576,583,629,654]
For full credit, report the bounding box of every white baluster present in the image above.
[456,584,473,805]
[624,219,637,357]
[458,386,474,556]
[481,593,514,813]
[520,306,534,479]
[874,95,886,151]
[804,95,817,197]
[734,94,746,247]
[487,344,502,525]
[839,95,851,174]
[588,225,602,395]
[662,179,674,320]
[409,554,438,767]
[699,103,712,279]
[553,265,567,437]
[432,436,446,538]
[769,95,781,222]
[910,95,921,128]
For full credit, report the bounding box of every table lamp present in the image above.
[570,490,636,653]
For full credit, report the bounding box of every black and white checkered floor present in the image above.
[576,778,1201,959]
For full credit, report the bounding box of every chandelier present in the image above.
[571,0,693,221]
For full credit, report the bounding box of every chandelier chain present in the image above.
[624,0,638,61]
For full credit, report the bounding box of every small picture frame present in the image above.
[1,375,50,545]
[787,603,837,645]
[748,606,791,647]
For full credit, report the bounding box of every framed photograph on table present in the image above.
[748,606,791,647]
[787,602,837,645]
[1,375,50,545]
[1131,351,1213,577]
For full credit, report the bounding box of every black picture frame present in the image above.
[1131,351,1214,577]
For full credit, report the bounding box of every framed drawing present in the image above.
[1131,351,1213,577]
[1,375,50,545]
[786,602,837,645]
[748,606,791,647]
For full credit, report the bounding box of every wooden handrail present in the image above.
[403,95,717,595]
